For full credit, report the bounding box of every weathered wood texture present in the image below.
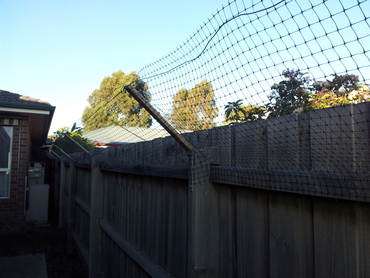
[54,103,370,277]
[102,171,188,278]
[75,167,92,264]
[188,150,220,278]
[217,185,370,278]
[313,199,370,277]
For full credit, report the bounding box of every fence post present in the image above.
[67,162,77,255]
[188,149,220,278]
[58,162,66,229]
[89,162,104,277]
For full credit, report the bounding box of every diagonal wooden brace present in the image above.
[124,84,193,152]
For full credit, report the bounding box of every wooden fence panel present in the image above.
[188,149,221,278]
[310,104,370,173]
[233,120,267,168]
[74,167,92,261]
[267,114,300,170]
[209,125,232,166]
[235,187,269,278]
[269,192,314,278]
[103,171,188,278]
[75,205,90,250]
[350,103,370,172]
[56,103,370,278]
[102,234,152,278]
[219,185,236,278]
[50,160,61,215]
[313,198,370,277]
[76,168,91,207]
[60,164,70,230]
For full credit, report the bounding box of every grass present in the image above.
[0,213,87,278]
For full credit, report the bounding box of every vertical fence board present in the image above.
[298,113,311,170]
[189,129,211,150]
[351,103,370,172]
[174,182,188,278]
[210,125,232,166]
[235,187,269,278]
[58,162,67,229]
[153,178,164,265]
[166,182,175,274]
[188,149,220,278]
[314,198,370,277]
[219,185,236,278]
[89,164,104,277]
[310,105,368,172]
[234,120,268,168]
[67,162,77,255]
[268,114,300,170]
[269,192,314,278]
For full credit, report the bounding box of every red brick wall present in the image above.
[0,117,30,220]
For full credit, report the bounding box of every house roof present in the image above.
[0,90,56,147]
[0,90,52,108]
[83,126,172,146]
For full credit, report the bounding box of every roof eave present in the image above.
[0,104,56,147]
[0,102,55,112]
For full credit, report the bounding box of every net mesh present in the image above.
[138,0,369,128]
[51,0,370,200]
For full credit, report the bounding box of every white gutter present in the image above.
[0,107,50,115]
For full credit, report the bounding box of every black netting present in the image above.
[51,0,370,201]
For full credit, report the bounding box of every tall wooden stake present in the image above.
[124,85,193,152]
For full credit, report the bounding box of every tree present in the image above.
[225,100,247,123]
[51,126,94,154]
[312,74,361,95]
[266,70,369,115]
[224,100,265,125]
[266,69,312,117]
[169,80,218,131]
[311,74,369,109]
[328,74,361,95]
[82,71,152,131]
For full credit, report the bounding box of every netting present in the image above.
[51,0,370,201]
[51,2,370,275]
[138,0,369,128]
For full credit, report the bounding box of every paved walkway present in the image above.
[0,253,47,278]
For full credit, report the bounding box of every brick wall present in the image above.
[0,117,30,220]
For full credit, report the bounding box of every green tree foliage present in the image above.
[311,75,369,109]
[312,74,361,95]
[169,80,218,131]
[51,126,94,154]
[225,100,247,123]
[265,70,369,117]
[82,71,152,131]
[224,100,265,125]
[266,69,312,117]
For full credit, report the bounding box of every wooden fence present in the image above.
[54,103,370,278]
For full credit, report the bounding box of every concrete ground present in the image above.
[0,253,48,278]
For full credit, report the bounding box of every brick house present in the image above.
[0,90,55,220]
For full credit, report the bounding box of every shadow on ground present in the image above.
[0,213,87,278]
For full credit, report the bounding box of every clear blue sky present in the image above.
[0,0,227,134]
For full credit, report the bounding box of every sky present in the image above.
[1,0,369,135]
[0,0,227,134]
[137,0,370,112]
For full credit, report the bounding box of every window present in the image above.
[0,126,12,198]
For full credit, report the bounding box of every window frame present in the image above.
[0,126,13,199]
